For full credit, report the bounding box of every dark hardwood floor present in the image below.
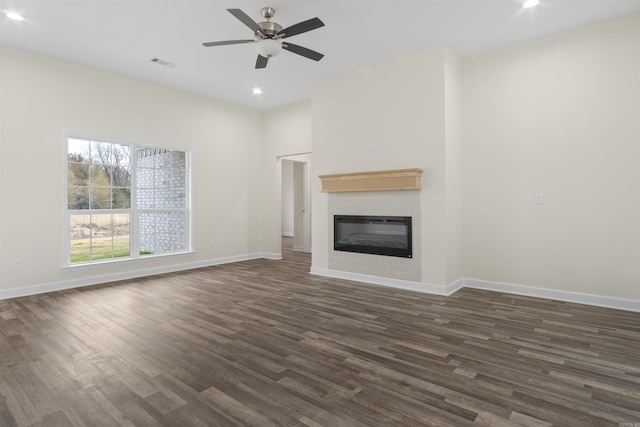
[0,238,639,426]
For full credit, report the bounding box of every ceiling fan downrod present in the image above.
[257,7,282,38]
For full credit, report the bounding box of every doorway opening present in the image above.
[280,154,311,255]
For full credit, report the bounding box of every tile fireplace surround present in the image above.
[328,190,421,281]
[320,169,424,282]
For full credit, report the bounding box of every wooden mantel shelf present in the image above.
[319,168,423,193]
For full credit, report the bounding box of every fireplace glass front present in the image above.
[334,215,412,258]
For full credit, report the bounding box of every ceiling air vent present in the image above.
[150,58,177,68]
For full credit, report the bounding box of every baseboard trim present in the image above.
[310,267,449,295]
[292,246,311,253]
[4,258,637,313]
[281,232,294,237]
[309,268,639,312]
[0,252,282,301]
[446,278,465,295]
[462,277,640,313]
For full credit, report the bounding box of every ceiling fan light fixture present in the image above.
[255,39,282,58]
[523,0,540,8]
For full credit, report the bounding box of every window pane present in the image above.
[172,190,186,209]
[113,213,131,259]
[155,189,187,209]
[139,212,155,255]
[112,144,131,188]
[136,167,154,189]
[68,187,90,210]
[70,242,91,263]
[169,211,187,252]
[156,149,172,168]
[91,141,111,167]
[138,212,187,255]
[91,236,113,261]
[68,163,90,187]
[137,189,153,209]
[113,213,130,235]
[137,147,156,168]
[68,139,90,163]
[90,214,113,260]
[90,164,110,187]
[154,170,171,189]
[171,151,186,170]
[170,168,186,189]
[90,187,111,209]
[112,188,131,209]
[70,214,91,238]
[70,214,91,263]
[154,189,175,208]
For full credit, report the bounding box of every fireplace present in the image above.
[334,215,412,258]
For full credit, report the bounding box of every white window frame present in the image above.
[62,134,193,268]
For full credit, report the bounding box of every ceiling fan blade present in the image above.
[255,55,269,69]
[202,39,255,47]
[277,17,324,38]
[282,42,324,61]
[227,9,264,35]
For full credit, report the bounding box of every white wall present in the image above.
[312,47,462,288]
[292,161,306,249]
[281,160,294,236]
[444,48,463,285]
[0,46,263,294]
[462,13,640,300]
[260,102,312,255]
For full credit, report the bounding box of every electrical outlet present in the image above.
[12,259,22,270]
[209,240,215,248]
[535,193,544,205]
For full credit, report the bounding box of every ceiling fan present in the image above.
[202,7,325,69]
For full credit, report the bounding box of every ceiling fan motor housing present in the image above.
[257,21,283,38]
[256,7,282,38]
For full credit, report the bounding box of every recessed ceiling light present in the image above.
[5,11,25,21]
[252,87,263,95]
[523,0,540,8]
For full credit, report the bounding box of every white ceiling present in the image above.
[2,0,640,110]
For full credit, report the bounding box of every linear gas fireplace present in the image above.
[334,215,412,258]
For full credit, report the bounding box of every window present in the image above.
[66,138,190,265]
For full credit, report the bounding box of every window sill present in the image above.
[61,250,195,271]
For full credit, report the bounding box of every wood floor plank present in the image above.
[0,237,638,426]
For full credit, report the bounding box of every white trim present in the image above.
[446,278,465,295]
[310,267,449,295]
[62,134,70,266]
[0,253,281,301]
[281,232,294,237]
[309,268,639,312]
[61,250,196,271]
[5,257,638,313]
[292,245,311,253]
[462,277,640,313]
[261,252,283,260]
